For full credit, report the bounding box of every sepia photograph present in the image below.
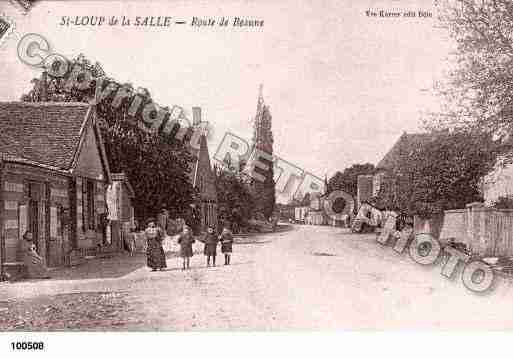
[0,0,512,357]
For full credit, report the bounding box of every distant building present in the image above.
[0,102,111,267]
[482,156,513,205]
[372,131,513,208]
[356,175,374,210]
[361,131,436,209]
[305,190,354,226]
[189,106,217,232]
[306,192,325,225]
[294,206,309,223]
[106,172,135,249]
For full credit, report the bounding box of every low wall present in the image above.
[438,203,513,258]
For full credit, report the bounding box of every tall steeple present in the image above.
[252,84,273,154]
[249,84,276,219]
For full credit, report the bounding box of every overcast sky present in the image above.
[0,0,453,201]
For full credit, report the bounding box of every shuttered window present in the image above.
[87,180,95,230]
[18,203,27,240]
[81,179,96,231]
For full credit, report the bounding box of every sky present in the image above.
[0,0,453,202]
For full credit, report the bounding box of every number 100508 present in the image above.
[11,342,44,350]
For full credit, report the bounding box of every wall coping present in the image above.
[445,207,513,214]
[444,209,466,214]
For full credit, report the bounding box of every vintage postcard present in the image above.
[0,0,512,356]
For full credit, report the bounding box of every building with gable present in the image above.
[357,131,436,209]
[189,106,217,232]
[0,102,111,268]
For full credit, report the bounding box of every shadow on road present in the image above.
[41,253,148,281]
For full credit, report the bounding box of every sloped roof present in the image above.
[377,132,436,170]
[0,102,92,171]
[0,102,111,183]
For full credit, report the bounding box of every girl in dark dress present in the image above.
[145,219,167,271]
[177,226,195,270]
[219,227,234,265]
[202,227,218,267]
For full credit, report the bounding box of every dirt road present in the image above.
[2,225,513,330]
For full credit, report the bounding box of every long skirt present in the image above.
[147,244,167,269]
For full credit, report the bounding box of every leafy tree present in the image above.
[432,0,513,136]
[377,130,504,217]
[214,165,255,232]
[249,154,276,219]
[21,54,196,222]
[328,163,375,197]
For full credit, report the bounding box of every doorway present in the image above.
[27,182,41,253]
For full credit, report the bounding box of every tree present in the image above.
[249,154,276,219]
[377,130,503,217]
[328,163,375,197]
[21,54,196,222]
[433,0,513,136]
[214,165,255,232]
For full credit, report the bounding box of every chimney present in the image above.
[192,106,201,126]
[41,71,48,102]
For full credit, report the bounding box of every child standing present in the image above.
[219,226,234,265]
[177,226,195,270]
[202,226,218,267]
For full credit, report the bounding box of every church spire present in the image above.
[252,84,273,154]
[255,83,264,119]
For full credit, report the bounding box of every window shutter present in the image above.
[50,206,58,238]
[18,204,28,240]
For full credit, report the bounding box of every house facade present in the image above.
[106,172,135,249]
[481,156,513,205]
[0,102,111,267]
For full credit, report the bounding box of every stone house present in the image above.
[0,102,111,268]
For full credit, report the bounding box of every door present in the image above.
[27,182,41,254]
[28,199,39,252]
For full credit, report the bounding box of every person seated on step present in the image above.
[22,231,51,279]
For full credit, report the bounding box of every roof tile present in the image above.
[0,102,90,170]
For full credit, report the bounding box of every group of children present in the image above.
[175,225,234,270]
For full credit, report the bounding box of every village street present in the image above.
[2,225,513,330]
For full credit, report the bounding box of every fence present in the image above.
[439,202,513,258]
